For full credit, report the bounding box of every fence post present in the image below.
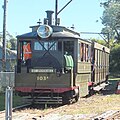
[5,86,12,120]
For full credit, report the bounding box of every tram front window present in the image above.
[34,41,57,51]
[31,40,63,69]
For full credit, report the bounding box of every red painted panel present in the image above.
[15,86,79,93]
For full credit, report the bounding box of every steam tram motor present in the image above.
[15,11,110,104]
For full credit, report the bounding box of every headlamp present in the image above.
[37,25,53,38]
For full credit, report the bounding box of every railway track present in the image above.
[93,110,120,120]
[0,93,119,120]
[0,103,32,120]
[0,103,68,120]
[12,103,32,111]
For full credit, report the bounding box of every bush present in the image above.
[109,44,120,75]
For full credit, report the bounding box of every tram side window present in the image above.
[85,44,88,62]
[64,41,74,56]
[58,41,62,52]
[80,43,90,62]
[78,43,80,59]
[81,43,84,61]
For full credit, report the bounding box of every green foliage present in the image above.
[102,3,120,26]
[0,93,5,111]
[0,32,17,50]
[101,1,120,43]
[91,38,107,46]
[91,38,120,75]
[6,38,17,50]
[109,43,120,74]
[100,1,120,75]
[9,38,17,50]
[6,41,12,49]
[91,38,111,48]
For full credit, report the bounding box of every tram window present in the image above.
[64,41,74,56]
[49,42,57,50]
[88,45,91,62]
[34,41,57,51]
[81,43,84,61]
[21,41,32,62]
[34,42,43,50]
[78,43,80,59]
[80,43,90,62]
[85,44,88,61]
[58,41,62,52]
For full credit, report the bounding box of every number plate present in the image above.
[36,76,49,81]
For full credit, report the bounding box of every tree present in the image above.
[101,1,120,43]
[109,43,120,74]
[6,31,17,50]
[0,31,17,50]
[9,38,17,50]
[100,1,120,76]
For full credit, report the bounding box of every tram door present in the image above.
[17,41,32,73]
[63,41,75,85]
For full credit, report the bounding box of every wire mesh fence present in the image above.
[0,72,14,92]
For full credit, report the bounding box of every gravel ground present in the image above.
[0,80,120,120]
[0,94,119,120]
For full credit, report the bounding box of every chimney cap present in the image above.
[45,10,54,14]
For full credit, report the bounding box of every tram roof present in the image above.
[17,25,80,39]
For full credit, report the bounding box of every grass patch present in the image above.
[0,93,23,111]
[61,94,120,115]
[109,74,120,79]
[60,77,120,115]
[109,76,120,80]
[0,93,5,111]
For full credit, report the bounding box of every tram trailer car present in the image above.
[15,11,110,104]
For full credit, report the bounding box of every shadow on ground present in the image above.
[101,79,120,95]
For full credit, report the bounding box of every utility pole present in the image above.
[55,0,58,26]
[2,0,7,72]
[55,0,72,25]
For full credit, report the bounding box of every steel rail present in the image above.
[93,110,120,120]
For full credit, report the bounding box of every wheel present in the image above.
[75,93,79,102]
[62,94,71,104]
[89,88,95,96]
[62,92,71,104]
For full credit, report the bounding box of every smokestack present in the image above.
[45,10,54,26]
